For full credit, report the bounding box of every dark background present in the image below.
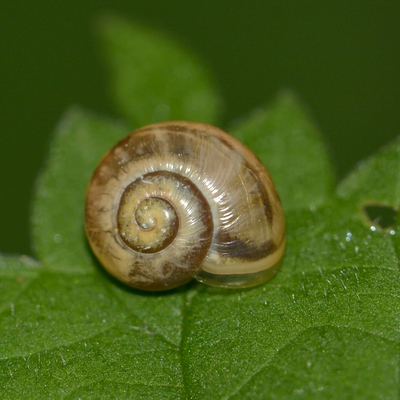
[1,1,399,256]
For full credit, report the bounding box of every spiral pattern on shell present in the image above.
[85,121,285,291]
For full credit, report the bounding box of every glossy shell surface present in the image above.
[85,121,285,291]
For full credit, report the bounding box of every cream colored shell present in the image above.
[85,121,285,291]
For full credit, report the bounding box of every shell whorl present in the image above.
[85,121,285,291]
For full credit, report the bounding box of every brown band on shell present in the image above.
[213,234,278,261]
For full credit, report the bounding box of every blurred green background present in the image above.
[1,1,399,256]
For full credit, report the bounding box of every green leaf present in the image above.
[1,16,398,400]
[0,254,40,308]
[97,15,221,126]
[0,253,187,399]
[184,269,398,399]
[230,91,335,211]
[337,136,400,210]
[336,135,400,275]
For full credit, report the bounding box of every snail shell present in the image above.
[85,121,285,291]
